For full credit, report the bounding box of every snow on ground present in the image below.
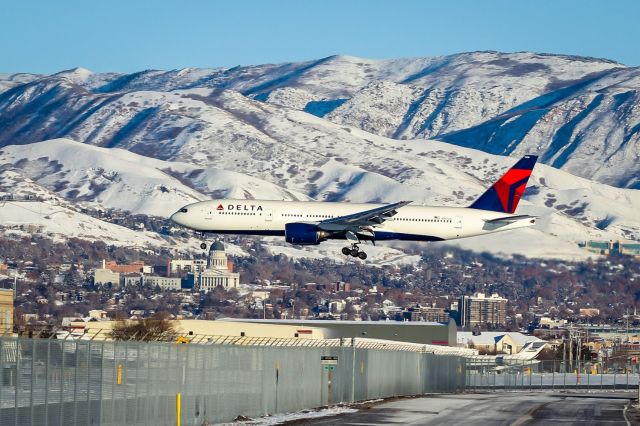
[228,406,358,425]
[0,201,169,248]
[0,139,307,217]
[443,228,594,260]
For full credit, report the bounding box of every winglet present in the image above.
[470,155,538,214]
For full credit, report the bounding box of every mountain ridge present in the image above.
[0,51,636,188]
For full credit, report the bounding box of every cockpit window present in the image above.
[179,208,188,213]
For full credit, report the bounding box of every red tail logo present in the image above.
[493,169,533,213]
[469,155,538,213]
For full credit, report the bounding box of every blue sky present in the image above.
[2,0,639,73]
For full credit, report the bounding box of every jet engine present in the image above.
[285,223,330,245]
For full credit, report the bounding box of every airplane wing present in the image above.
[317,201,411,231]
[483,214,536,224]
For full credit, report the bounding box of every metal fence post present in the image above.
[15,340,20,426]
[133,340,140,425]
[86,340,92,426]
[123,341,128,426]
[600,366,603,391]
[59,340,65,426]
[98,341,105,426]
[44,339,50,426]
[111,341,117,425]
[351,338,356,403]
[146,343,152,423]
[73,340,79,426]
[30,339,36,426]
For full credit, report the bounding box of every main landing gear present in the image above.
[200,242,207,250]
[342,244,367,260]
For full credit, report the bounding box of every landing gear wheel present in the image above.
[350,248,359,257]
[358,251,367,260]
[200,242,207,250]
[341,247,351,255]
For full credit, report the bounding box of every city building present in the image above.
[186,242,239,292]
[457,331,543,354]
[329,300,347,314]
[581,240,640,257]
[88,310,108,320]
[538,316,567,329]
[0,287,13,334]
[457,292,507,328]
[223,318,458,346]
[94,266,120,287]
[103,260,145,274]
[122,274,143,287]
[579,308,600,318]
[122,273,182,290]
[403,306,450,323]
[169,259,207,275]
[144,276,182,291]
[305,282,351,292]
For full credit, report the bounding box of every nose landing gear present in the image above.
[341,244,367,260]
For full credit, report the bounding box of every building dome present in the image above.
[210,241,225,252]
[207,241,227,270]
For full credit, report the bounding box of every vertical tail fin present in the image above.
[469,155,538,213]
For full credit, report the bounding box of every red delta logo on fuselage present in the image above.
[220,204,263,211]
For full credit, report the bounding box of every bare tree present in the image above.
[109,313,179,341]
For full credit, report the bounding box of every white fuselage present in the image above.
[170,199,535,242]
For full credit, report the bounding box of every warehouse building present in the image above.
[222,318,457,346]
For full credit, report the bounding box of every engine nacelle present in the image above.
[285,223,329,245]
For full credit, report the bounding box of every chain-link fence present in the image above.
[0,336,466,425]
[465,358,640,391]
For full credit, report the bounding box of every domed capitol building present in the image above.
[194,241,240,291]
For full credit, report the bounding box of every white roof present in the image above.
[222,318,448,327]
[457,331,540,346]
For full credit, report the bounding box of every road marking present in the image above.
[622,402,631,426]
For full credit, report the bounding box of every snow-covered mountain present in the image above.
[0,51,638,261]
[1,137,638,261]
[0,51,636,188]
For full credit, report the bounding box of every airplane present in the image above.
[170,155,538,260]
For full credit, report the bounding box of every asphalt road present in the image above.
[300,392,636,425]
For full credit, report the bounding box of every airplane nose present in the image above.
[171,206,191,227]
[170,211,183,225]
